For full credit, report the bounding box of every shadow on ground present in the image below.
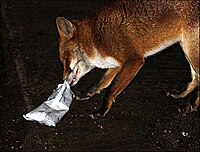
[0,0,199,151]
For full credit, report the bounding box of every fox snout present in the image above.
[63,70,76,86]
[63,59,93,86]
[62,65,78,86]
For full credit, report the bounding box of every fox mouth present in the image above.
[67,68,78,86]
[65,59,92,86]
[67,60,82,86]
[71,70,78,85]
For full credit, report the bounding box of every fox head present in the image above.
[56,17,93,86]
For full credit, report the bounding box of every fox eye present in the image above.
[68,68,73,74]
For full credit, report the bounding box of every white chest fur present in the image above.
[90,48,120,69]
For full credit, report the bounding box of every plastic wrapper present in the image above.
[23,80,74,127]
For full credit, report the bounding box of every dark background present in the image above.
[0,0,199,151]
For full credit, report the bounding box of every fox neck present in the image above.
[72,19,94,58]
[74,20,121,70]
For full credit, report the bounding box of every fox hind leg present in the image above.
[167,67,199,113]
[168,26,199,113]
[167,66,198,99]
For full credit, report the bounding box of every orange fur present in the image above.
[56,0,199,117]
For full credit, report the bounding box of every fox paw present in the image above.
[89,109,108,119]
[76,94,91,101]
[178,104,197,115]
[76,86,97,101]
[166,89,181,99]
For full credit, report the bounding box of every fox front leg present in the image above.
[91,57,144,118]
[76,68,120,101]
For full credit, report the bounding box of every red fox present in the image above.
[56,0,199,118]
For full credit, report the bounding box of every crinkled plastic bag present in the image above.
[23,80,74,127]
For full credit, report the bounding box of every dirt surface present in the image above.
[0,0,199,151]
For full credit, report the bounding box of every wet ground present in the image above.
[0,0,199,151]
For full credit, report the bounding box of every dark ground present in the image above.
[0,0,199,151]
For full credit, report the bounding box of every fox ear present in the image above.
[56,17,76,40]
